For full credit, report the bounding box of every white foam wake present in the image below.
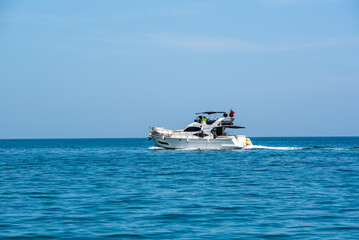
[245,145,300,150]
[149,145,300,151]
[148,146,166,150]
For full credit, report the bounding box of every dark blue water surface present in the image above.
[1,137,359,239]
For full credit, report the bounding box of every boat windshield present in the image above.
[184,127,201,132]
[194,112,227,124]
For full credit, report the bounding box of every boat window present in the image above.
[158,141,169,145]
[184,127,201,132]
[194,133,209,137]
[214,127,223,136]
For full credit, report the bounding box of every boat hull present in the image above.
[151,135,247,150]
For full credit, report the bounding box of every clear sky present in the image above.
[1,0,358,138]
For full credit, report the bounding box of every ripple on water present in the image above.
[0,137,359,239]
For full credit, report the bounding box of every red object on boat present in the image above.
[229,109,235,117]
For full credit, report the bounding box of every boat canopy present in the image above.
[227,125,245,129]
[196,111,226,115]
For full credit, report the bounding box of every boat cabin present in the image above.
[186,111,245,137]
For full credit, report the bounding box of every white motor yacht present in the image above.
[148,110,252,150]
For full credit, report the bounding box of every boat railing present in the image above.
[224,131,236,136]
[173,131,212,139]
[154,130,240,139]
[152,131,196,139]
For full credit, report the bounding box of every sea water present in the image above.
[0,137,358,239]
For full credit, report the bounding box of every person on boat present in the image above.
[229,109,235,117]
[202,116,207,124]
[195,115,203,123]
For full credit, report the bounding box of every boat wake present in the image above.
[245,145,300,150]
[148,146,166,150]
[149,145,359,151]
[246,145,359,151]
[148,145,298,151]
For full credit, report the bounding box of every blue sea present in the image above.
[1,137,359,239]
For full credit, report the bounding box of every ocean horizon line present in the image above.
[1,136,359,140]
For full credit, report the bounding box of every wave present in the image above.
[247,145,359,151]
[300,146,358,150]
[300,146,335,150]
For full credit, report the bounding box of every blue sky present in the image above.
[0,0,358,138]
